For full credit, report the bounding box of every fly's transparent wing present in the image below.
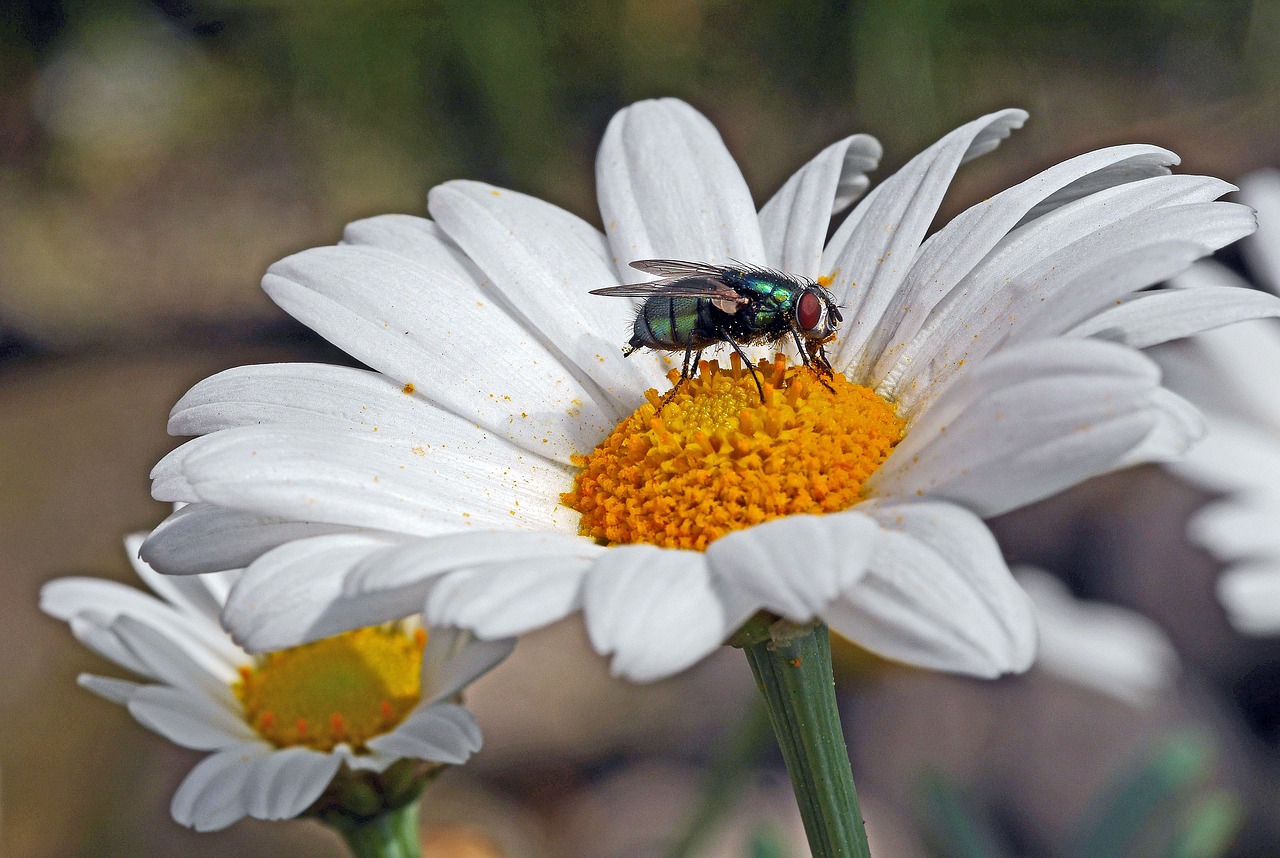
[628,259,732,278]
[589,280,744,300]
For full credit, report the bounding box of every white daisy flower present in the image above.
[41,533,511,832]
[1018,567,1179,705]
[1155,170,1280,635]
[142,98,1271,683]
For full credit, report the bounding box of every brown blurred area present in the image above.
[3,1,1280,856]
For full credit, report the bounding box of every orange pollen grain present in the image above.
[561,356,905,551]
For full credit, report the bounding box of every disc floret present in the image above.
[563,355,905,550]
[235,626,427,752]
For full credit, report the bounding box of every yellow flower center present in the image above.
[563,355,905,550]
[235,626,426,752]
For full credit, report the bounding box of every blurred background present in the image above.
[3,0,1280,855]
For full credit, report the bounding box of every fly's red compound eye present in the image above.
[797,290,823,331]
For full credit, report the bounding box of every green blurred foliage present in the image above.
[918,735,1245,858]
[5,0,1277,216]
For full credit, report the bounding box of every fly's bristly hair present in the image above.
[590,258,844,402]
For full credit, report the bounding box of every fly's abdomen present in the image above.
[630,296,709,350]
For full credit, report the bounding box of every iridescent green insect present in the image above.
[589,259,843,400]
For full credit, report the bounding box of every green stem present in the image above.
[332,802,422,858]
[743,621,872,858]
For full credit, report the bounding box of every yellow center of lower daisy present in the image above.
[563,355,905,550]
[235,626,426,752]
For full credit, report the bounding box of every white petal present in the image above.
[1068,285,1280,350]
[77,673,143,705]
[342,529,603,598]
[1240,169,1280,294]
[1168,416,1280,494]
[111,614,240,708]
[165,424,576,536]
[882,191,1252,408]
[1018,568,1178,704]
[41,577,242,679]
[226,530,598,651]
[1217,562,1280,635]
[1007,240,1239,346]
[823,501,1036,677]
[1189,494,1280,560]
[223,533,411,652]
[1013,145,1180,226]
[366,702,482,764]
[1109,386,1204,468]
[169,362,560,464]
[421,631,515,704]
[1167,258,1254,292]
[596,98,766,275]
[263,244,613,462]
[863,144,1179,385]
[871,339,1174,517]
[142,503,357,577]
[127,685,257,750]
[240,747,340,821]
[1156,301,1280,427]
[124,531,227,627]
[758,135,882,278]
[429,180,669,408]
[705,512,879,622]
[424,556,592,640]
[583,545,756,682]
[340,213,480,282]
[67,616,151,676]
[335,745,399,773]
[822,109,1027,373]
[150,442,199,502]
[171,742,268,831]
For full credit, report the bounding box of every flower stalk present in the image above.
[311,760,440,858]
[742,621,872,858]
[329,802,422,858]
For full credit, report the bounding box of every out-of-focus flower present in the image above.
[1018,567,1180,705]
[32,15,214,164]
[40,533,510,831]
[1157,170,1280,635]
[143,98,1270,684]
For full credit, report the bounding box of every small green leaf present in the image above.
[1065,734,1213,858]
[747,824,791,858]
[1167,790,1243,858]
[917,770,1009,858]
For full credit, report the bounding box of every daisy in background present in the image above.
[142,98,1275,682]
[1154,170,1280,636]
[41,532,511,836]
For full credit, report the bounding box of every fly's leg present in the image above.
[790,330,835,393]
[661,347,703,405]
[814,343,836,376]
[719,331,765,402]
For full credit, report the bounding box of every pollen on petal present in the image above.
[562,357,904,550]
